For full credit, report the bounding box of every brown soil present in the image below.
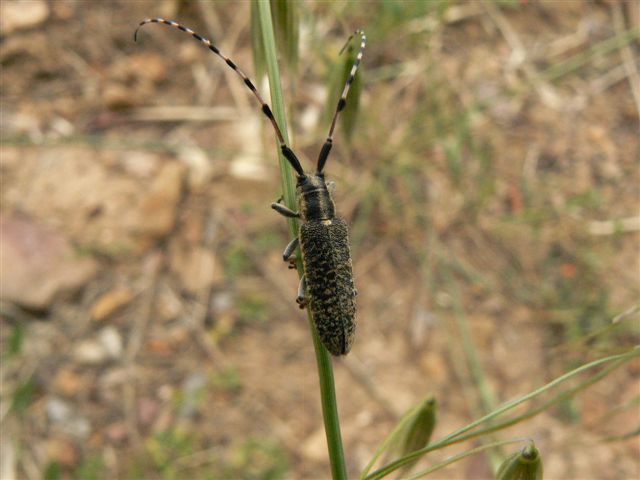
[1,1,638,479]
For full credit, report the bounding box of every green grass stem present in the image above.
[543,27,640,82]
[256,3,348,479]
[403,439,526,480]
[364,348,638,479]
[446,274,503,471]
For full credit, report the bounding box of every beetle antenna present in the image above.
[317,29,366,174]
[134,18,305,177]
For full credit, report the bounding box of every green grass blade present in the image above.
[252,0,299,78]
[446,274,503,471]
[270,0,299,73]
[365,348,638,479]
[250,1,266,80]
[403,439,526,480]
[255,3,347,479]
[542,27,640,82]
[441,356,629,448]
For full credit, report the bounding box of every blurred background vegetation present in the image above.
[1,1,638,479]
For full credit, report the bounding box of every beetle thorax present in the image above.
[297,174,336,221]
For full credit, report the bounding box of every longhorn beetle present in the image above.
[135,18,365,356]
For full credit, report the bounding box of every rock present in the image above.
[1,146,185,256]
[179,372,207,419]
[0,214,98,310]
[120,151,161,178]
[0,0,49,35]
[156,284,183,321]
[169,243,219,294]
[73,339,108,365]
[53,369,84,397]
[98,326,123,359]
[178,145,214,192]
[230,117,269,181]
[91,288,135,321]
[73,327,122,364]
[230,153,269,181]
[133,161,185,245]
[46,398,91,438]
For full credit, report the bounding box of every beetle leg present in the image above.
[296,275,308,309]
[282,237,298,262]
[271,202,300,218]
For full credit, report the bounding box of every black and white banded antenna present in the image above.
[134,18,305,177]
[316,29,366,174]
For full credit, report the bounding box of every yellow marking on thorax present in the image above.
[322,219,332,225]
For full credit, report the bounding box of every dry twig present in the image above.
[481,0,563,109]
[612,2,640,124]
[588,216,640,236]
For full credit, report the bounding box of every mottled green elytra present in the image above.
[135,18,365,355]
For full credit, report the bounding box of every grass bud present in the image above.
[496,442,543,480]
